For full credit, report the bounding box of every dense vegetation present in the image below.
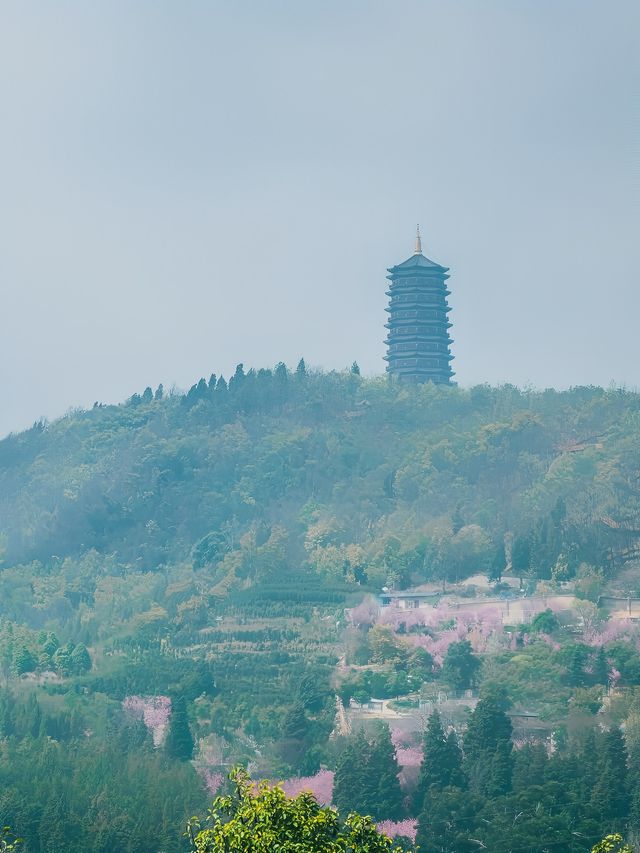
[3,366,640,850]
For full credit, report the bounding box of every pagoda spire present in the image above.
[414,224,422,255]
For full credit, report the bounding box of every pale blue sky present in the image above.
[1,1,638,436]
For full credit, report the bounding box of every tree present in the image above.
[281,703,309,741]
[591,835,633,853]
[165,696,194,760]
[188,767,402,852]
[511,535,530,586]
[333,731,373,818]
[529,608,559,634]
[350,362,361,375]
[229,364,246,393]
[592,646,610,686]
[489,540,507,582]
[441,640,480,691]
[416,785,482,853]
[463,695,513,796]
[295,358,307,378]
[368,724,404,821]
[415,710,465,809]
[13,646,36,676]
[70,643,92,674]
[590,727,629,834]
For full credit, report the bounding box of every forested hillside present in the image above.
[3,365,640,851]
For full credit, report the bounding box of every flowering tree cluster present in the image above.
[375,820,417,843]
[280,770,335,806]
[122,695,171,746]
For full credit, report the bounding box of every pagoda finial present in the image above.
[414,224,422,255]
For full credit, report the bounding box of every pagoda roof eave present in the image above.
[387,253,449,274]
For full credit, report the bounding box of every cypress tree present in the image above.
[333,730,372,817]
[369,724,403,820]
[489,540,507,582]
[463,695,513,796]
[13,645,36,675]
[70,642,92,674]
[165,696,194,761]
[590,727,629,833]
[592,646,609,686]
[415,710,465,810]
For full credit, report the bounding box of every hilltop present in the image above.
[3,366,640,851]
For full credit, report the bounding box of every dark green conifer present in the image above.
[13,645,36,675]
[441,640,480,691]
[165,696,194,761]
[369,724,403,820]
[463,695,513,796]
[415,710,465,810]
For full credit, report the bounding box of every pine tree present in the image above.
[154,383,164,400]
[416,785,482,853]
[281,703,309,741]
[229,363,246,393]
[463,695,513,796]
[590,727,629,834]
[13,645,36,675]
[489,540,507,582]
[165,696,194,761]
[350,361,361,375]
[333,731,372,817]
[592,646,609,686]
[512,535,531,586]
[295,358,307,378]
[415,710,466,810]
[142,386,153,403]
[24,692,42,739]
[369,724,403,820]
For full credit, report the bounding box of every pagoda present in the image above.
[384,227,454,384]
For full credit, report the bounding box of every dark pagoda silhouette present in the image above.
[384,226,454,384]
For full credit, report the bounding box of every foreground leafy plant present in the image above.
[187,767,403,852]
[0,827,21,852]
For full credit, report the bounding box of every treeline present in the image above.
[0,688,207,853]
[332,694,640,852]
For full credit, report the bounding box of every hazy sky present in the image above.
[1,1,638,437]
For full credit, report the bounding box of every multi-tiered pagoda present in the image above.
[384,227,454,384]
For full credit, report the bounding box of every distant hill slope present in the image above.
[1,369,640,594]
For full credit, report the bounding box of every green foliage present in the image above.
[5,374,640,848]
[333,727,403,822]
[592,835,633,853]
[165,695,195,760]
[441,640,480,691]
[529,608,559,634]
[0,827,22,852]
[415,710,465,809]
[188,767,401,852]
